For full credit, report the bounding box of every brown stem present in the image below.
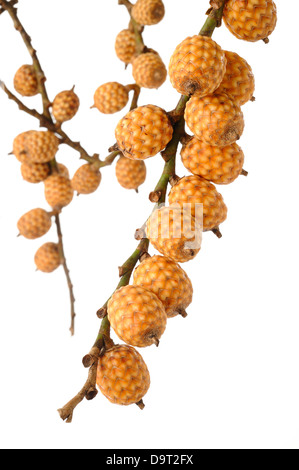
[0,0,51,118]
[55,214,76,336]
[57,363,98,423]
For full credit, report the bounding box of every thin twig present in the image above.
[55,214,76,336]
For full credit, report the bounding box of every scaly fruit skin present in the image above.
[115,29,137,64]
[168,35,226,97]
[108,285,167,348]
[34,242,61,273]
[146,205,202,263]
[168,175,227,232]
[13,131,34,163]
[21,161,51,183]
[20,130,59,163]
[133,255,193,318]
[223,0,277,42]
[22,162,68,184]
[71,164,102,194]
[115,156,146,190]
[115,104,173,160]
[93,82,129,114]
[96,344,150,406]
[17,208,52,239]
[13,65,38,97]
[185,92,245,147]
[44,174,74,209]
[52,89,80,123]
[132,0,165,25]
[181,136,245,185]
[216,51,255,106]
[132,52,167,89]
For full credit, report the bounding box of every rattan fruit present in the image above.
[168,175,227,232]
[21,130,59,163]
[132,52,167,89]
[184,92,245,147]
[132,0,165,26]
[96,344,150,406]
[34,242,61,273]
[21,161,68,184]
[93,82,129,114]
[181,136,245,185]
[133,255,193,318]
[223,0,277,42]
[20,161,51,183]
[13,131,34,163]
[115,156,146,190]
[13,64,38,97]
[17,208,52,239]
[108,285,167,347]
[115,29,137,64]
[146,205,202,263]
[52,88,80,123]
[71,164,102,195]
[44,174,74,209]
[115,104,173,160]
[216,51,255,106]
[168,35,226,97]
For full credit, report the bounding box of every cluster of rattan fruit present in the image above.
[95,0,277,408]
[12,69,103,273]
[92,0,168,193]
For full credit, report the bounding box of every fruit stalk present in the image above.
[200,0,228,37]
[58,237,149,422]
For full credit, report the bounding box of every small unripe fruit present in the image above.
[115,104,173,160]
[108,285,167,347]
[13,64,38,97]
[168,175,227,232]
[44,174,74,209]
[146,205,202,263]
[21,161,51,184]
[115,29,137,64]
[93,82,129,114]
[132,52,167,89]
[115,156,146,190]
[169,35,226,97]
[223,0,277,43]
[181,136,245,185]
[34,242,61,273]
[17,208,52,239]
[133,255,193,318]
[24,130,59,163]
[132,0,165,26]
[184,92,245,147]
[216,51,255,106]
[52,89,80,123]
[13,131,34,163]
[96,344,150,406]
[71,164,102,195]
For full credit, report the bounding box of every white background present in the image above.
[0,0,298,450]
